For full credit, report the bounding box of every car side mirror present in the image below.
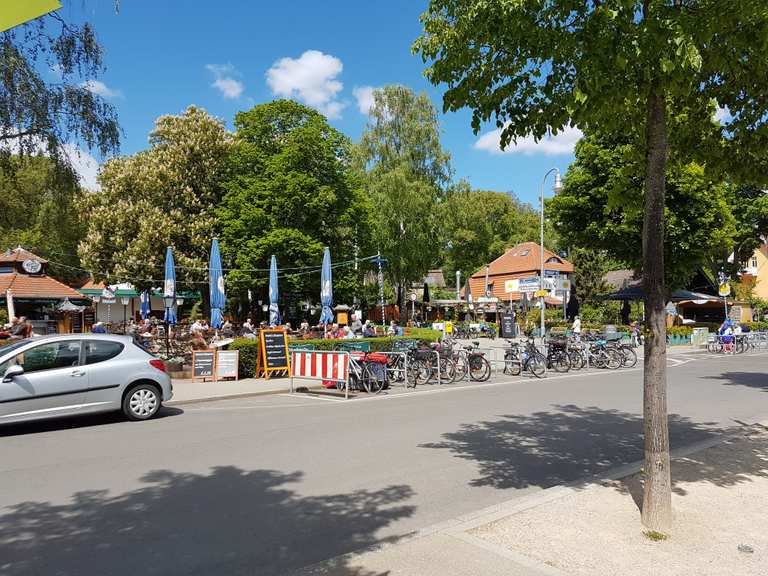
[3,365,24,383]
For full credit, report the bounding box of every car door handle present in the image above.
[70,370,86,377]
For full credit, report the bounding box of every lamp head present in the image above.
[553,171,563,193]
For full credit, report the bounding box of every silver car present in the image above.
[0,334,173,424]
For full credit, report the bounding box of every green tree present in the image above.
[415,0,768,530]
[441,182,557,280]
[548,135,736,290]
[79,106,230,301]
[219,100,369,306]
[0,5,119,178]
[569,248,610,303]
[356,85,451,307]
[0,156,85,282]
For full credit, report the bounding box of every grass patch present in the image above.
[643,530,668,542]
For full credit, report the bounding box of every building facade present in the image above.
[465,242,574,307]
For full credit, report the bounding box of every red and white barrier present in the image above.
[290,350,350,398]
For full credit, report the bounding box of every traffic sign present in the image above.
[534,289,549,298]
[718,282,731,297]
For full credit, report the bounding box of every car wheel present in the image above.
[123,383,161,421]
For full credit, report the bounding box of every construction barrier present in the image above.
[290,350,351,399]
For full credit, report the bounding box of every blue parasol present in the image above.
[163,246,177,325]
[269,255,281,326]
[209,238,226,329]
[140,290,151,320]
[319,247,334,327]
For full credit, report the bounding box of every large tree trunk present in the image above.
[641,90,672,531]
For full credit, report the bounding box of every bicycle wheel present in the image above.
[551,351,570,372]
[527,356,546,378]
[469,355,492,381]
[504,351,522,375]
[568,350,584,370]
[362,364,385,394]
[606,349,622,370]
[404,356,420,388]
[453,354,469,381]
[621,347,637,368]
[439,357,457,384]
[413,359,432,386]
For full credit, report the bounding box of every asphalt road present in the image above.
[1,351,766,575]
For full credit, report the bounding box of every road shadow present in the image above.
[420,404,719,491]
[0,466,413,576]
[705,371,768,392]
[0,406,184,437]
[421,404,768,512]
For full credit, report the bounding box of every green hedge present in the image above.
[667,325,693,337]
[229,332,441,378]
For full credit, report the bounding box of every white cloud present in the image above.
[205,63,244,99]
[61,143,100,191]
[80,79,123,99]
[266,50,346,119]
[353,86,377,115]
[474,125,583,156]
[714,105,732,125]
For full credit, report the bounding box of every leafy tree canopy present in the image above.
[79,106,230,292]
[0,7,119,178]
[0,156,84,282]
[355,85,451,299]
[548,134,736,290]
[219,100,369,303]
[440,181,557,280]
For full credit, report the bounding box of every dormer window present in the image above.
[546,256,562,264]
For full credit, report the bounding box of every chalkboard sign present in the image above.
[501,313,516,338]
[216,350,239,380]
[257,329,290,378]
[192,350,216,381]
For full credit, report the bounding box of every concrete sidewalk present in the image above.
[167,376,323,405]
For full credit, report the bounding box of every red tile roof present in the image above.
[0,247,48,265]
[0,273,84,299]
[470,242,573,279]
[463,243,573,302]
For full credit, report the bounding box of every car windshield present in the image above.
[0,339,31,359]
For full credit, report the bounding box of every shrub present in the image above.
[667,326,693,337]
[0,309,7,326]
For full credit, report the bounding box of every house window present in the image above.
[519,249,530,256]
[751,256,758,268]
[546,256,562,264]
[0,266,13,274]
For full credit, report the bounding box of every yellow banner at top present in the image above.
[0,0,61,33]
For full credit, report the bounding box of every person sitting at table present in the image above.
[91,321,107,334]
[190,332,208,350]
[342,325,356,339]
[362,320,376,338]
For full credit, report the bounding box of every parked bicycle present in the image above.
[503,337,546,378]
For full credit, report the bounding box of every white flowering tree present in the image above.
[79,106,231,302]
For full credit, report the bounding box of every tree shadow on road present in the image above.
[704,371,768,392]
[420,404,720,491]
[419,403,768,514]
[0,466,413,576]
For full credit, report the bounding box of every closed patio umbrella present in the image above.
[163,247,177,326]
[269,255,281,327]
[209,238,226,329]
[140,290,151,320]
[319,247,334,330]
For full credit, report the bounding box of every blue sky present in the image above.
[63,0,577,205]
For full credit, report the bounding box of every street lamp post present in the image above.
[540,167,563,344]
